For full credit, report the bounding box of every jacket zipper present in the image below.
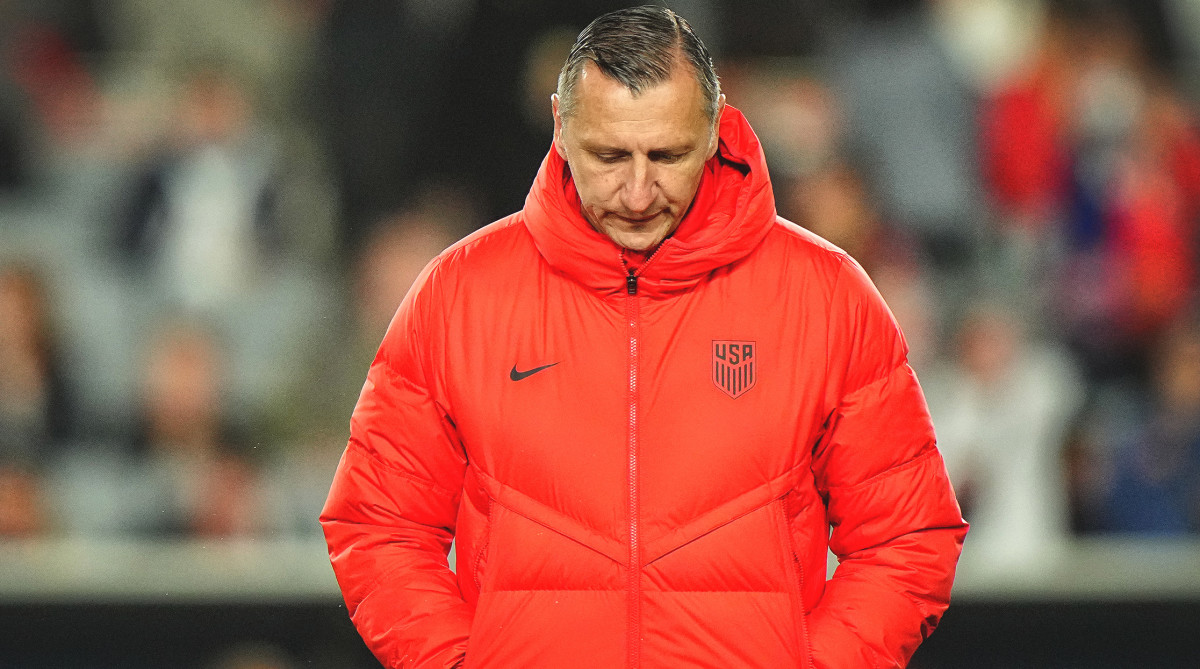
[625,281,641,668]
[620,247,660,669]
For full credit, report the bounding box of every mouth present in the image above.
[615,212,662,225]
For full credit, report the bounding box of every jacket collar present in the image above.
[522,105,776,298]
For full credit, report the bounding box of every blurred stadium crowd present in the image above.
[3,0,1200,589]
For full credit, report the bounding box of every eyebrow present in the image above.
[581,141,696,155]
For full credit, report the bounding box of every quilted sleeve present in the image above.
[320,258,471,669]
[807,256,968,669]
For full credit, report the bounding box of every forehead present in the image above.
[565,60,710,149]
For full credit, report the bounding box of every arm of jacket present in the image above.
[320,258,471,669]
[807,256,968,669]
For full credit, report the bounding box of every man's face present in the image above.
[553,60,723,251]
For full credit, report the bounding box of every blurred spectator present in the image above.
[977,4,1074,234]
[116,61,287,315]
[970,3,1077,324]
[0,0,112,191]
[0,0,1196,572]
[0,262,77,463]
[1051,9,1200,385]
[925,303,1084,575]
[124,319,270,537]
[1092,317,1200,533]
[1,0,109,151]
[0,262,78,537]
[108,56,340,432]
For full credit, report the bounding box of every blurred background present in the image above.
[2,0,1200,666]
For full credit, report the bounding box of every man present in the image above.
[321,6,967,668]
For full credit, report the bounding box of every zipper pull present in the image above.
[626,274,638,295]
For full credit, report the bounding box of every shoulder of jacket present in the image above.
[424,212,535,284]
[762,216,860,278]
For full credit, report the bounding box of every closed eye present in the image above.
[594,152,628,164]
[650,151,685,164]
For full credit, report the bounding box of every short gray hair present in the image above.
[556,5,721,122]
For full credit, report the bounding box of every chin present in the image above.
[610,232,661,252]
[605,222,674,252]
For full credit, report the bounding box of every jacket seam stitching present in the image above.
[486,496,610,557]
[821,446,938,494]
[345,439,460,501]
[842,358,906,402]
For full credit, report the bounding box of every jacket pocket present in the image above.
[471,495,492,592]
[775,495,814,669]
[455,466,492,604]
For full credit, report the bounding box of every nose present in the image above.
[619,157,657,214]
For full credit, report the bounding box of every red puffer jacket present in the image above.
[321,106,967,669]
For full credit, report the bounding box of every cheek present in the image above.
[662,172,704,208]
[574,170,621,207]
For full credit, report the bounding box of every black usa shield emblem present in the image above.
[712,340,756,398]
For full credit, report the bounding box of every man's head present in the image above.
[552,6,725,251]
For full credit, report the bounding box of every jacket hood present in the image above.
[523,105,776,297]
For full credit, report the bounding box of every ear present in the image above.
[706,94,727,159]
[551,93,567,160]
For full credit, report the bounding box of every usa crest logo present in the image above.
[712,340,756,399]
